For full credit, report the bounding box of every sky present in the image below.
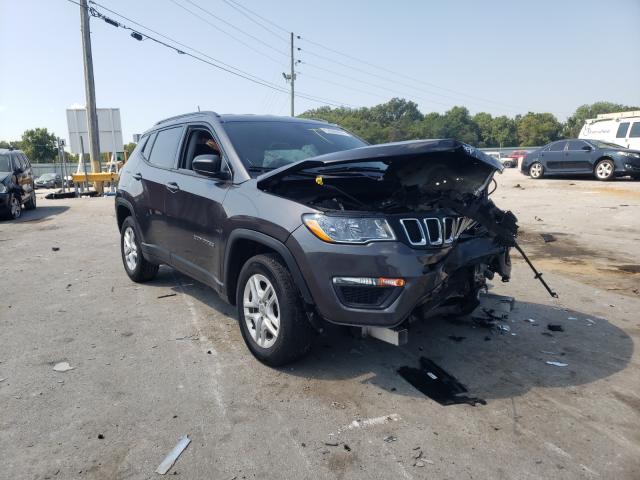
[1,0,639,143]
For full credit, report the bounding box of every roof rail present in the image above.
[155,111,219,126]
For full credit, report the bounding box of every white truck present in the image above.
[579,111,640,150]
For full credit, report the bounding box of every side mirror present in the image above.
[192,154,229,179]
[581,145,593,151]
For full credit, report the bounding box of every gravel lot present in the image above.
[1,170,639,479]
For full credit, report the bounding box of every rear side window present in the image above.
[147,127,183,168]
[141,133,155,159]
[549,141,567,151]
[567,140,587,150]
[629,122,640,138]
[616,122,630,138]
[0,154,11,171]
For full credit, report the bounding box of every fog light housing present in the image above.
[333,277,405,287]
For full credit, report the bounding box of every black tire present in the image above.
[529,162,544,179]
[236,253,313,366]
[24,192,36,210]
[594,158,615,181]
[120,216,159,282]
[3,193,22,220]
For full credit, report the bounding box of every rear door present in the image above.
[136,126,185,260]
[542,141,568,172]
[164,124,231,288]
[564,140,594,173]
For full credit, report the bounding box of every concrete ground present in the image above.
[1,170,639,479]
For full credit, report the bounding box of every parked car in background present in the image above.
[34,172,63,189]
[0,149,36,219]
[579,111,640,150]
[115,112,517,365]
[504,150,527,168]
[521,139,640,180]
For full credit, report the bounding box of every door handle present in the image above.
[132,172,142,181]
[165,181,180,193]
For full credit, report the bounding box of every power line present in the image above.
[219,0,544,114]
[299,48,521,114]
[167,0,285,66]
[222,0,290,34]
[74,1,355,109]
[178,0,288,58]
[301,61,454,109]
[220,0,288,43]
[298,36,531,112]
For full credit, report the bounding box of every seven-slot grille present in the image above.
[399,217,475,247]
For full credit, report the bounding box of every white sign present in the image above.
[66,108,124,154]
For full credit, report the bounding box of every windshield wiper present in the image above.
[320,166,385,174]
[247,166,275,173]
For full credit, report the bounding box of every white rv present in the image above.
[579,111,640,150]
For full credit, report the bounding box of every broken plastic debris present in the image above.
[546,361,568,367]
[540,233,556,243]
[567,317,577,320]
[547,324,564,332]
[496,324,511,333]
[157,293,177,299]
[155,435,191,475]
[53,362,74,372]
[383,435,397,443]
[525,318,536,323]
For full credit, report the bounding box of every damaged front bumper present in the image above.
[286,223,511,328]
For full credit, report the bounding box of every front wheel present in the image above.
[529,162,544,179]
[120,217,159,282]
[594,158,615,181]
[24,192,36,210]
[237,254,313,366]
[4,193,22,220]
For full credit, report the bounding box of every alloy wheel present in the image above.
[596,161,613,180]
[123,226,139,271]
[530,163,543,178]
[10,196,21,219]
[243,274,280,348]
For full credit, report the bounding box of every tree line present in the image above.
[300,100,638,148]
[1,100,637,162]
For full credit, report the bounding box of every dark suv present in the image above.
[116,112,517,365]
[0,149,37,220]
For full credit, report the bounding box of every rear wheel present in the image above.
[529,162,544,179]
[237,253,313,366]
[594,158,615,181]
[120,217,158,282]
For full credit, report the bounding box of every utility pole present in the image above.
[79,0,102,192]
[282,33,296,117]
[290,32,295,117]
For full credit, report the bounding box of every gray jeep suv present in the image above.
[115,112,519,365]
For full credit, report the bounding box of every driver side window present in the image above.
[181,128,222,172]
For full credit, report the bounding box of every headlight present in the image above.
[0,184,7,194]
[302,213,396,244]
[618,151,640,158]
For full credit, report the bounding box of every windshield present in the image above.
[0,154,11,172]
[223,121,367,172]
[588,140,627,149]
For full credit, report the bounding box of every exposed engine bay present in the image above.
[258,140,557,306]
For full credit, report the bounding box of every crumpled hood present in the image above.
[257,139,503,189]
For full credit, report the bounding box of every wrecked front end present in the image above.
[259,139,519,327]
